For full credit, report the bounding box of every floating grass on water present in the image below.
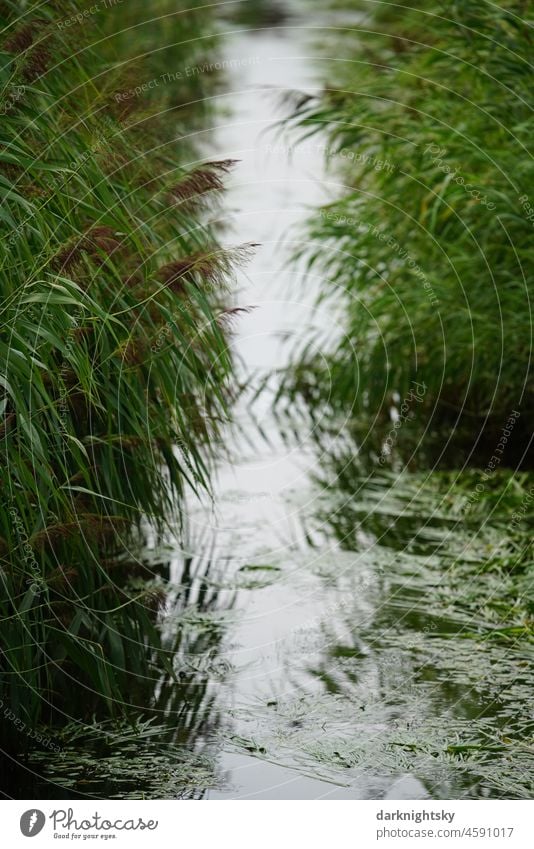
[228,460,534,798]
[26,717,219,799]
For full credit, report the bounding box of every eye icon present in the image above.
[20,810,46,837]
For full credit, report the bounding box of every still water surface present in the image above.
[172,11,528,800]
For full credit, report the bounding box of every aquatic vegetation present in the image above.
[270,0,534,793]
[10,535,236,798]
[26,718,219,799]
[229,464,534,798]
[285,0,533,461]
[0,0,245,753]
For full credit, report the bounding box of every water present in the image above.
[184,8,358,798]
[24,3,534,800]
[172,8,533,800]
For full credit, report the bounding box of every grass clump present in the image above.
[0,0,244,753]
[286,0,533,463]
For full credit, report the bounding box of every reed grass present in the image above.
[0,0,242,752]
[286,0,533,462]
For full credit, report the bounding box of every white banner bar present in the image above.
[3,800,532,847]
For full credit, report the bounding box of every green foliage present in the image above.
[287,0,533,455]
[0,0,241,746]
